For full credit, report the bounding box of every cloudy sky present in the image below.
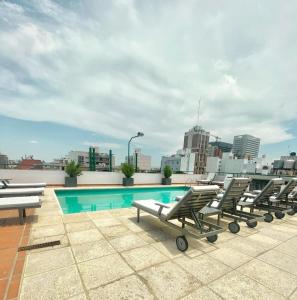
[0,0,297,166]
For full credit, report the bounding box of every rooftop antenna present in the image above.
[197,99,201,126]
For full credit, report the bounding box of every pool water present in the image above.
[55,186,189,214]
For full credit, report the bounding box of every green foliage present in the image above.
[163,165,172,178]
[65,161,82,177]
[121,163,135,178]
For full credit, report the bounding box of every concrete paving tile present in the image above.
[257,249,297,276]
[175,254,232,284]
[139,261,200,300]
[30,224,65,239]
[137,228,171,243]
[109,233,148,252]
[209,271,284,300]
[63,213,90,223]
[109,208,135,217]
[220,236,266,257]
[65,221,95,233]
[68,229,103,245]
[33,215,63,227]
[87,211,113,220]
[99,224,130,239]
[89,275,154,300]
[78,253,133,290]
[24,247,75,276]
[238,259,297,297]
[208,247,252,268]
[71,240,115,263]
[290,289,297,300]
[20,265,84,300]
[274,237,297,258]
[245,233,281,250]
[67,293,88,300]
[259,226,295,241]
[92,217,122,228]
[120,217,156,232]
[181,286,223,300]
[28,234,69,253]
[122,244,168,271]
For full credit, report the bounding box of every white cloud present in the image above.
[29,140,39,144]
[0,0,296,156]
[82,141,122,150]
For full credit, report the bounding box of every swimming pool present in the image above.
[55,186,189,214]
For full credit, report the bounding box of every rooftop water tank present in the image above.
[273,160,284,169]
[284,160,295,169]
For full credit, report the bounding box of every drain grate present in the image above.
[18,240,61,252]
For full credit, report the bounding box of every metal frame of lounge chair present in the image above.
[133,185,224,252]
[1,180,46,189]
[0,196,41,224]
[207,178,271,234]
[0,187,44,197]
[239,178,294,219]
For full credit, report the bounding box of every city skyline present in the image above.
[1,1,297,166]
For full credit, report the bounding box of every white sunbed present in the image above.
[0,187,44,197]
[0,196,41,224]
[133,185,224,252]
[1,180,46,189]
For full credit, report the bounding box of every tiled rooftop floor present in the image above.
[9,188,297,299]
[0,210,32,300]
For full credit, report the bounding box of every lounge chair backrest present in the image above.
[254,178,283,204]
[219,178,251,209]
[276,178,297,201]
[166,185,220,220]
[207,173,215,181]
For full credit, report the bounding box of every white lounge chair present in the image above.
[132,185,224,251]
[197,173,215,185]
[1,180,46,189]
[0,196,41,224]
[0,187,44,197]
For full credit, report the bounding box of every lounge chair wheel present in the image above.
[275,211,285,219]
[264,213,273,223]
[287,210,295,216]
[294,206,297,213]
[176,236,188,252]
[228,222,240,234]
[207,234,218,243]
[246,220,257,228]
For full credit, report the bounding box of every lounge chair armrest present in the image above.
[243,192,256,198]
[154,202,170,215]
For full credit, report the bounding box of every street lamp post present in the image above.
[128,132,144,164]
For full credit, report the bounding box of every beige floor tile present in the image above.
[92,217,122,227]
[139,261,200,300]
[208,247,252,268]
[290,288,297,300]
[66,221,95,233]
[71,240,115,263]
[175,254,231,284]
[89,275,154,300]
[63,213,90,223]
[28,234,69,253]
[259,226,295,241]
[181,286,222,300]
[258,249,297,276]
[30,224,65,239]
[109,233,148,252]
[68,229,103,245]
[20,265,84,300]
[209,271,284,300]
[67,293,88,300]
[87,210,113,220]
[78,253,133,289]
[25,247,75,276]
[274,237,297,258]
[137,228,171,243]
[122,244,168,271]
[33,215,63,227]
[238,259,297,297]
[99,224,130,239]
[245,232,281,250]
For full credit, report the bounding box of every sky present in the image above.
[0,0,297,166]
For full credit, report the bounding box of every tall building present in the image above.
[126,149,151,171]
[232,134,260,159]
[0,153,8,169]
[183,126,210,174]
[208,141,233,158]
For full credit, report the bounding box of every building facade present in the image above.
[0,153,8,169]
[183,126,210,174]
[161,149,195,174]
[126,149,151,171]
[208,141,233,158]
[232,134,260,159]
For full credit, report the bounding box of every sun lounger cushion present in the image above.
[0,196,41,209]
[3,182,46,188]
[0,187,44,197]
[133,200,173,218]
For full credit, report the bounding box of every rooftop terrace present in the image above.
[1,185,297,299]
